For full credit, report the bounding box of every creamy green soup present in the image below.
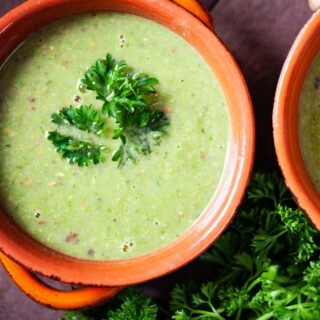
[0,13,229,260]
[299,54,320,189]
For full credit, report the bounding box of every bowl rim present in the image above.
[273,10,320,230]
[0,0,255,286]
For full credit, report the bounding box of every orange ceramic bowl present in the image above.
[0,0,254,309]
[274,10,320,230]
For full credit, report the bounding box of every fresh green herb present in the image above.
[170,172,320,320]
[51,105,107,136]
[59,288,157,320]
[111,120,168,167]
[48,53,169,167]
[81,53,158,114]
[107,288,158,320]
[59,172,320,319]
[81,53,169,167]
[47,131,108,167]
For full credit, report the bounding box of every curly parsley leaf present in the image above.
[81,53,129,101]
[81,53,169,167]
[108,287,158,320]
[187,172,320,319]
[81,53,159,114]
[59,288,157,320]
[51,105,107,136]
[47,131,108,167]
[49,53,169,168]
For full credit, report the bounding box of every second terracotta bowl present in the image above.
[274,10,320,228]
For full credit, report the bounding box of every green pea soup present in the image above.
[0,13,229,260]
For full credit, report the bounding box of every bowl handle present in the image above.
[0,252,124,310]
[172,0,214,29]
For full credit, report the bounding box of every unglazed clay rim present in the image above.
[0,0,254,286]
[274,10,320,230]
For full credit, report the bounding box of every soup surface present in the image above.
[299,54,320,189]
[0,13,229,260]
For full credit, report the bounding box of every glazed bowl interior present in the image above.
[0,0,254,286]
[274,10,320,229]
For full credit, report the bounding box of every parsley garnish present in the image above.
[51,105,107,136]
[81,53,159,114]
[59,288,157,320]
[48,53,169,167]
[81,53,169,167]
[47,131,107,167]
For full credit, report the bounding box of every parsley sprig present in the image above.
[81,53,159,115]
[81,53,169,167]
[47,131,108,167]
[60,288,157,320]
[48,53,169,167]
[170,172,320,320]
[51,105,107,136]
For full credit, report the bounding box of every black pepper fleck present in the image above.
[314,77,320,90]
[88,249,95,256]
[73,95,81,103]
[122,244,129,252]
[34,212,41,218]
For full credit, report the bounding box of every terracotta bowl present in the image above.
[0,0,255,310]
[274,10,320,230]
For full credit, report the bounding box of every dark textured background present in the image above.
[0,0,313,319]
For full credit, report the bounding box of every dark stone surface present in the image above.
[0,0,313,319]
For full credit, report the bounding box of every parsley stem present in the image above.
[256,312,274,320]
[285,302,318,310]
[192,310,226,320]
